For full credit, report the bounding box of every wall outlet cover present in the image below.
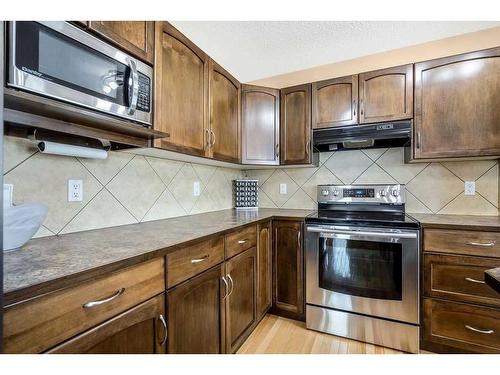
[279,183,287,195]
[193,181,201,197]
[3,184,13,207]
[68,180,83,202]
[464,181,476,196]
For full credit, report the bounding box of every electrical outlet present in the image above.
[279,183,287,195]
[193,181,201,197]
[464,181,476,196]
[68,180,83,202]
[3,184,13,207]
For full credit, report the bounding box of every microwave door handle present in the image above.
[127,59,139,115]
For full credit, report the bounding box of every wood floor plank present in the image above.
[237,314,407,354]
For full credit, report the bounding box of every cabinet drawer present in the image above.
[424,254,500,307]
[225,225,257,259]
[166,236,224,288]
[423,298,500,353]
[3,258,165,353]
[424,228,500,257]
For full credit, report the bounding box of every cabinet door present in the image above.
[257,220,272,319]
[312,75,358,129]
[154,22,209,157]
[209,59,241,163]
[414,47,500,159]
[359,64,413,124]
[280,84,312,165]
[47,294,166,354]
[225,247,257,353]
[88,21,154,64]
[241,85,280,165]
[272,220,304,320]
[167,264,226,354]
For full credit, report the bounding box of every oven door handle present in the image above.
[306,226,418,239]
[127,59,139,115]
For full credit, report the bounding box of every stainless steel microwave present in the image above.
[7,21,153,126]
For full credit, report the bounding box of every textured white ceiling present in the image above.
[170,21,500,82]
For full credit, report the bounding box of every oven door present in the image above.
[306,224,419,324]
[8,21,152,125]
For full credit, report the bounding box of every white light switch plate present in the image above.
[68,180,83,202]
[4,184,13,207]
[193,181,201,196]
[464,181,476,196]
[279,183,287,195]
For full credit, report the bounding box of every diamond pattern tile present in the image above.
[206,168,234,209]
[362,148,388,161]
[141,189,186,222]
[302,166,342,201]
[245,169,274,186]
[3,136,38,173]
[261,169,299,207]
[168,163,205,213]
[80,152,134,185]
[353,164,397,184]
[407,163,464,213]
[324,150,372,184]
[107,156,165,220]
[476,164,499,207]
[439,194,499,216]
[146,157,184,185]
[443,160,497,181]
[376,147,428,184]
[282,188,316,209]
[284,166,318,186]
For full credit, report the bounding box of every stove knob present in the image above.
[391,189,400,197]
[321,189,329,196]
[332,190,339,197]
[379,190,387,197]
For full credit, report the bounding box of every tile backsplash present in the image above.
[245,148,499,216]
[4,135,499,240]
[4,136,244,238]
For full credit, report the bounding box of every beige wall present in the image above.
[249,26,500,88]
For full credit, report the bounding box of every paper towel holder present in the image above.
[28,128,111,159]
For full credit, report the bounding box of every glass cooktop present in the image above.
[305,209,420,229]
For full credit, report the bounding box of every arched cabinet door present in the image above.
[312,75,358,129]
[413,47,500,160]
[241,85,280,165]
[280,84,313,165]
[358,64,413,124]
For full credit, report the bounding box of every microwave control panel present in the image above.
[137,73,151,113]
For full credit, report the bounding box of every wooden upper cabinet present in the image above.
[225,247,257,353]
[414,47,500,160]
[87,21,154,64]
[154,22,209,157]
[167,265,226,354]
[47,294,166,354]
[241,85,280,165]
[280,84,313,165]
[209,60,241,163]
[312,75,358,128]
[358,64,413,124]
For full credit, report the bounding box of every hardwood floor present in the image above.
[237,314,406,354]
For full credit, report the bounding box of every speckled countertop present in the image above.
[409,213,500,231]
[3,208,313,304]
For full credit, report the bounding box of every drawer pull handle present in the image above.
[191,255,209,264]
[238,240,247,244]
[83,288,125,309]
[465,277,485,284]
[467,241,495,247]
[221,276,229,300]
[465,325,494,335]
[159,314,168,346]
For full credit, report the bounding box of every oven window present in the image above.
[318,238,402,300]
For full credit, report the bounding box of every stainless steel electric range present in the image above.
[305,184,420,353]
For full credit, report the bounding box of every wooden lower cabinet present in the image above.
[257,220,273,319]
[271,220,305,321]
[225,247,257,353]
[166,264,226,354]
[48,294,166,354]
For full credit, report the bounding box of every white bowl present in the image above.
[3,203,48,251]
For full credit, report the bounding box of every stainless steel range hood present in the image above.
[313,120,412,152]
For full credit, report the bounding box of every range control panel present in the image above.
[317,184,406,205]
